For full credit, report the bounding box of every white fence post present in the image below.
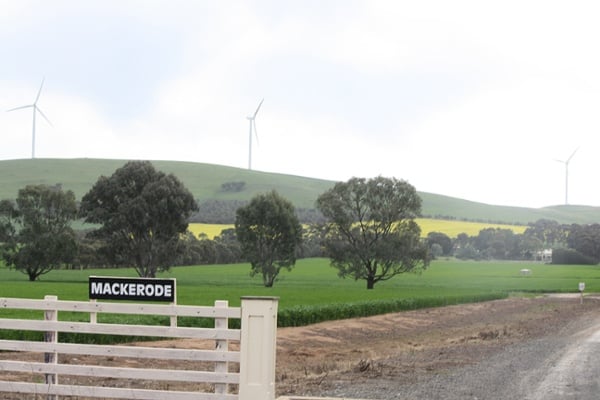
[44,295,58,400]
[90,299,97,324]
[238,296,278,400]
[214,300,229,395]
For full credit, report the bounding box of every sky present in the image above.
[1,0,600,209]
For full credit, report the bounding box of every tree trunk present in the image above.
[264,273,275,287]
[263,269,277,287]
[366,278,375,289]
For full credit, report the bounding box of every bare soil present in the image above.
[2,295,599,399]
[274,295,600,398]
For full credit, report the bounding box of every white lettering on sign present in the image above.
[90,282,172,298]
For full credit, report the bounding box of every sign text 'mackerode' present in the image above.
[89,276,176,302]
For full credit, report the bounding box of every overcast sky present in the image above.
[1,0,599,208]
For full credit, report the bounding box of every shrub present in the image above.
[551,248,597,265]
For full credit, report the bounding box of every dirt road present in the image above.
[275,295,600,399]
[524,316,600,400]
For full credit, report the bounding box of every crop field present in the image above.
[188,218,527,239]
[188,223,233,239]
[0,258,596,329]
[415,218,526,237]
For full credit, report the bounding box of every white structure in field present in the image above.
[533,249,553,263]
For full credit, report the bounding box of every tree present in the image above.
[566,223,600,262]
[316,176,429,289]
[79,161,198,277]
[0,185,78,281]
[524,219,567,248]
[235,191,302,287]
[426,231,453,256]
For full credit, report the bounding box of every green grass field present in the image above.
[0,259,597,337]
[0,258,595,307]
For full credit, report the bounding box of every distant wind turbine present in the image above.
[246,99,264,170]
[7,78,52,159]
[555,147,579,205]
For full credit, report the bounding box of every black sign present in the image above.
[89,276,176,302]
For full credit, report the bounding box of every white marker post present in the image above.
[579,282,585,304]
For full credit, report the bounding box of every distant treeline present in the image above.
[66,217,600,269]
[192,201,525,227]
[421,213,527,227]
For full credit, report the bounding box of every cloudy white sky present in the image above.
[1,0,599,208]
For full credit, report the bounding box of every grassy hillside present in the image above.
[1,158,600,225]
[0,158,332,209]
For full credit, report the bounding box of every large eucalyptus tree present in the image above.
[0,184,78,281]
[316,176,429,289]
[235,191,302,287]
[80,161,197,277]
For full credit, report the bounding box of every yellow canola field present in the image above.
[189,219,526,240]
[414,218,526,238]
[188,223,234,239]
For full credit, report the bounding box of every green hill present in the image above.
[1,158,599,225]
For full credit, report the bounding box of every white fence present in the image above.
[0,295,278,400]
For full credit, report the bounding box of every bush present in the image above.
[551,248,597,265]
[220,181,246,192]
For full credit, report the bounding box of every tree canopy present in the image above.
[0,184,78,281]
[316,176,429,289]
[79,161,197,277]
[235,190,302,287]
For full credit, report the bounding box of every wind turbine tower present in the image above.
[7,78,52,159]
[555,147,578,205]
[247,99,264,170]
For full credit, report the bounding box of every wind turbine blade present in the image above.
[7,105,33,112]
[252,98,264,118]
[34,78,45,104]
[567,147,579,163]
[36,106,53,127]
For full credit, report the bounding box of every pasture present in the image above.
[0,259,596,320]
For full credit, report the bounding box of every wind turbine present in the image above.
[555,147,579,205]
[7,78,52,159]
[246,98,263,170]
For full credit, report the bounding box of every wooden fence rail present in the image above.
[0,295,278,400]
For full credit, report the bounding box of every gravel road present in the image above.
[280,296,600,400]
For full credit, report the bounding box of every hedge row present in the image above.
[277,292,508,327]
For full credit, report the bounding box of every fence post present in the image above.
[214,300,229,395]
[44,295,58,400]
[238,296,278,400]
[90,299,97,324]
